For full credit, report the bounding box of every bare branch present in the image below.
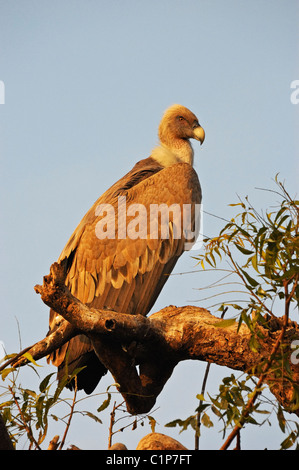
[3,261,299,417]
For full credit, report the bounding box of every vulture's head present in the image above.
[159,104,205,146]
[152,104,205,167]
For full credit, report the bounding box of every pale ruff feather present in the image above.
[151,142,194,167]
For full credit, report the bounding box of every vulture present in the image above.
[47,104,205,393]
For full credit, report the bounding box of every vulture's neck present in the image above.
[151,139,194,167]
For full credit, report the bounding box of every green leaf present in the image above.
[0,401,14,409]
[201,412,214,428]
[280,432,297,450]
[148,416,156,433]
[239,311,253,331]
[195,403,210,414]
[106,382,120,391]
[165,416,196,433]
[211,318,236,329]
[249,334,260,353]
[196,393,205,402]
[211,405,222,418]
[238,266,259,288]
[39,373,55,393]
[22,352,42,367]
[165,419,180,428]
[228,203,246,208]
[277,405,286,433]
[250,254,259,273]
[235,244,254,255]
[97,393,111,412]
[1,367,16,380]
[35,395,46,428]
[23,388,37,399]
[84,411,102,424]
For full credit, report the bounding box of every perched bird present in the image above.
[47,104,205,393]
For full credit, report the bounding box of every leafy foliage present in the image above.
[199,176,298,319]
[166,176,299,449]
[0,356,112,449]
[0,354,156,449]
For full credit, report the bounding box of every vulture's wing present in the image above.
[48,160,201,393]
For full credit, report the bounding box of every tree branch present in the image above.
[4,261,299,416]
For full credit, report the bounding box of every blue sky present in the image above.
[0,0,298,450]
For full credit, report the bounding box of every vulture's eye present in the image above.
[178,116,185,122]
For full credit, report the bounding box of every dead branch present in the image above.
[4,261,299,416]
[0,321,78,372]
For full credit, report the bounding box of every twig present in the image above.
[0,321,78,373]
[108,401,119,449]
[8,385,41,450]
[58,376,78,450]
[195,307,228,450]
[194,362,210,450]
[233,429,241,450]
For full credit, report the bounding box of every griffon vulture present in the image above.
[47,104,205,393]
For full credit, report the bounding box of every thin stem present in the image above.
[195,308,228,450]
[58,377,78,450]
[108,401,118,449]
[8,385,41,450]
[195,362,210,450]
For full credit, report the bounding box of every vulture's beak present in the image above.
[193,126,205,145]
